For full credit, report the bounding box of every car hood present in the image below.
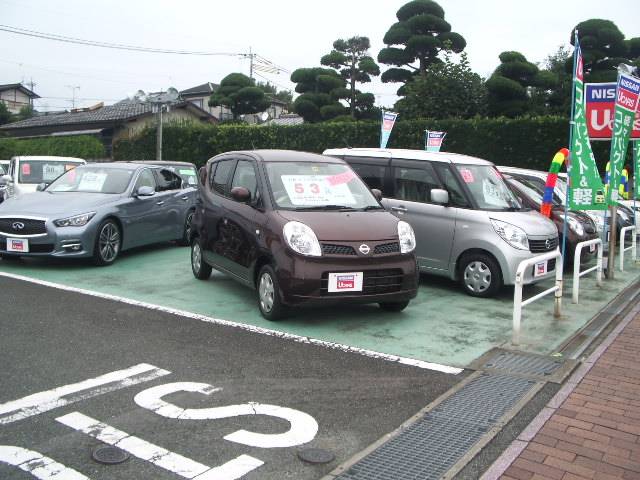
[0,192,121,216]
[489,210,557,237]
[276,209,399,241]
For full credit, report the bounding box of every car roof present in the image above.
[209,150,345,164]
[77,162,142,171]
[497,166,548,179]
[124,160,196,167]
[323,148,493,166]
[12,156,85,162]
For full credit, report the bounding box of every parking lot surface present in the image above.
[0,276,462,480]
[1,243,639,368]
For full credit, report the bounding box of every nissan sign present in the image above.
[585,82,640,140]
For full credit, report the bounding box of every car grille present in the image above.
[321,269,404,296]
[374,242,400,254]
[0,218,46,236]
[321,244,356,256]
[529,236,558,253]
[0,240,53,253]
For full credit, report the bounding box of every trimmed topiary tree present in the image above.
[290,67,346,122]
[209,73,271,121]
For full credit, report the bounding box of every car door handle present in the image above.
[156,201,165,206]
[181,196,189,201]
[391,206,408,213]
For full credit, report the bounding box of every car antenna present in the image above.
[342,138,352,148]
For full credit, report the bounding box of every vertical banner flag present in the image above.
[635,142,640,200]
[380,111,398,148]
[568,33,607,211]
[606,66,640,205]
[424,130,446,152]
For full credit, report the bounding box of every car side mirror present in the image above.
[0,174,11,186]
[36,183,47,191]
[431,188,449,205]
[371,188,383,201]
[230,186,251,203]
[136,186,155,197]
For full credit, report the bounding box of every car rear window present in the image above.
[18,161,83,184]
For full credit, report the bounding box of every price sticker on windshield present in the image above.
[281,175,356,206]
[43,164,66,181]
[460,168,474,183]
[78,172,107,192]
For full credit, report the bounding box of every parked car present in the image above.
[503,174,598,264]
[0,161,8,204]
[190,149,419,320]
[323,148,559,298]
[0,162,194,265]
[0,156,86,201]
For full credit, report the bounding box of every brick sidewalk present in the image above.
[483,306,640,480]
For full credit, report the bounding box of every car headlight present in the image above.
[397,220,416,254]
[283,221,322,256]
[566,216,584,236]
[618,209,630,222]
[53,212,96,227]
[490,218,529,250]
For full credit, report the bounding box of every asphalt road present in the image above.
[0,276,463,480]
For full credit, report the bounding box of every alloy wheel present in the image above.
[99,223,120,263]
[259,272,275,313]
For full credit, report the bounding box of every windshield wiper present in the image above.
[294,205,356,211]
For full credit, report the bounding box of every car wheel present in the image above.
[177,210,194,247]
[191,236,212,280]
[459,253,502,298]
[257,264,286,321]
[379,300,410,312]
[92,219,121,266]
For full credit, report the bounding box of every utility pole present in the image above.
[65,85,80,108]
[249,47,254,79]
[155,106,163,161]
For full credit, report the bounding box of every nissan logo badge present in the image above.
[12,222,25,231]
[359,244,370,255]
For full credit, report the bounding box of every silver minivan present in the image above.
[323,148,559,297]
[0,156,86,201]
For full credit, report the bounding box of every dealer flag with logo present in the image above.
[380,111,398,148]
[568,33,607,211]
[424,130,446,152]
[606,65,640,205]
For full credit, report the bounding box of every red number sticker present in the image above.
[460,168,474,183]
[294,183,304,194]
[310,183,320,194]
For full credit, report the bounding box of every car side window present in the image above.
[154,169,182,192]
[349,162,387,194]
[134,169,156,191]
[210,159,236,197]
[391,163,440,204]
[433,163,470,208]
[230,160,259,201]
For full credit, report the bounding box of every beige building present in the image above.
[0,83,40,114]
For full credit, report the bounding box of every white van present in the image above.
[0,156,86,200]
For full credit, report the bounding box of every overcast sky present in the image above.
[1,0,638,112]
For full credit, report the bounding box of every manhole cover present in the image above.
[91,445,130,465]
[298,448,335,464]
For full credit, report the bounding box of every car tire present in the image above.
[177,210,194,247]
[257,264,286,321]
[92,219,121,266]
[459,253,502,298]
[379,300,410,312]
[191,236,212,280]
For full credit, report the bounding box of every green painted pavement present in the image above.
[1,243,639,368]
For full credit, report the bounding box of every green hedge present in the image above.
[0,135,106,159]
[113,118,619,171]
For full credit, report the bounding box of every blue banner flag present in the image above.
[380,111,398,148]
[424,130,446,152]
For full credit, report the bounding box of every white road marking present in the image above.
[134,382,319,448]
[0,445,90,479]
[56,412,263,480]
[0,363,170,425]
[0,272,463,375]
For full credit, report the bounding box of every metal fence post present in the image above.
[572,239,603,304]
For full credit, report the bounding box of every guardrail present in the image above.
[572,239,603,304]
[513,249,563,346]
[619,226,637,271]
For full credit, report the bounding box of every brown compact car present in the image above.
[190,150,419,320]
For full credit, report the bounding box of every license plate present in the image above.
[6,238,29,253]
[533,260,548,277]
[328,272,363,292]
[589,243,596,253]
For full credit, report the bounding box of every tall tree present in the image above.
[290,67,346,122]
[0,103,12,126]
[395,51,486,119]
[209,73,271,120]
[321,36,380,118]
[571,19,628,82]
[257,81,293,111]
[378,0,466,94]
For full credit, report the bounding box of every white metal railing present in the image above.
[572,239,603,304]
[619,226,637,271]
[513,249,563,346]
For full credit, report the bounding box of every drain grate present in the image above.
[335,373,536,480]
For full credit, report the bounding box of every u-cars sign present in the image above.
[585,82,640,139]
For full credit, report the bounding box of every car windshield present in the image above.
[508,178,544,207]
[165,165,197,186]
[265,161,379,210]
[48,166,135,194]
[18,160,83,184]
[455,164,522,210]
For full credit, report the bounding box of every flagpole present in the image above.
[380,110,384,148]
[564,30,579,265]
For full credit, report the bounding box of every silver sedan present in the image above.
[0,162,195,265]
